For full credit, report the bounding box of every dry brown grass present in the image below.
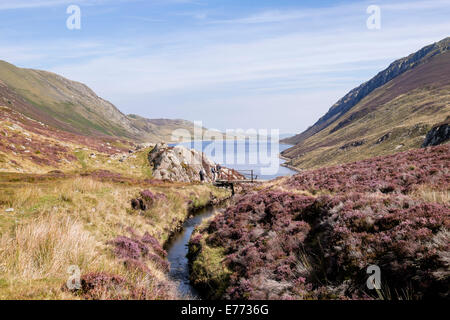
[0,115,154,177]
[0,174,230,299]
[410,185,450,204]
[0,211,110,299]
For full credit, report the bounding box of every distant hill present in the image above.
[282,37,450,169]
[127,114,207,142]
[0,60,200,143]
[279,133,296,141]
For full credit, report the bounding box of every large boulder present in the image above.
[148,143,216,182]
[422,122,450,147]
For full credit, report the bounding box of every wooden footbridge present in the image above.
[213,170,266,195]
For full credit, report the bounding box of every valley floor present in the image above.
[0,141,448,300]
[0,171,230,299]
[189,144,449,300]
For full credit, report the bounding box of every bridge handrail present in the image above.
[216,169,259,182]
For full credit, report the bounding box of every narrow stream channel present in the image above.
[166,141,297,298]
[167,205,217,299]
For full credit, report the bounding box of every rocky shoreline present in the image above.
[279,154,301,173]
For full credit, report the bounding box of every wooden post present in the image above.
[251,170,254,182]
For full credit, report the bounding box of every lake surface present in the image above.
[167,140,297,299]
[171,140,297,180]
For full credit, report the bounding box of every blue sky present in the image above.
[0,0,449,134]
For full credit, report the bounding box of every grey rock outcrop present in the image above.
[147,143,217,182]
[339,140,366,150]
[422,123,450,147]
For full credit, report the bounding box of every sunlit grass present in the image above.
[0,174,230,299]
[410,185,449,204]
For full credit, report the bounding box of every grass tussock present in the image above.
[411,185,449,204]
[0,214,100,279]
[0,174,230,299]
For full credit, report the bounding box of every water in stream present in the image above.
[166,141,298,298]
[166,206,217,299]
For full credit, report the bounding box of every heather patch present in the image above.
[77,272,128,300]
[286,145,449,195]
[195,190,449,300]
[88,169,123,180]
[73,272,174,300]
[142,232,168,257]
[313,194,449,299]
[109,231,168,273]
[131,189,168,211]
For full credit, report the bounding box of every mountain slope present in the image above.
[0,60,199,143]
[282,37,450,169]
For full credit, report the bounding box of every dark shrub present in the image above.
[79,272,127,300]
[131,190,168,211]
[142,232,167,257]
[110,232,169,273]
[110,236,149,260]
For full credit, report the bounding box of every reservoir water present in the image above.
[171,140,297,180]
[166,140,297,298]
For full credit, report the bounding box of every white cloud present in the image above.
[50,24,449,95]
[1,0,449,132]
[0,0,85,10]
[382,0,450,10]
[0,0,194,10]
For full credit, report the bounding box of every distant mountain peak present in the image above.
[283,37,450,146]
[282,37,450,169]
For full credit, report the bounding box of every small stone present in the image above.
[5,208,14,213]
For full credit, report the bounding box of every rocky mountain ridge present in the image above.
[282,37,450,146]
[281,37,450,169]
